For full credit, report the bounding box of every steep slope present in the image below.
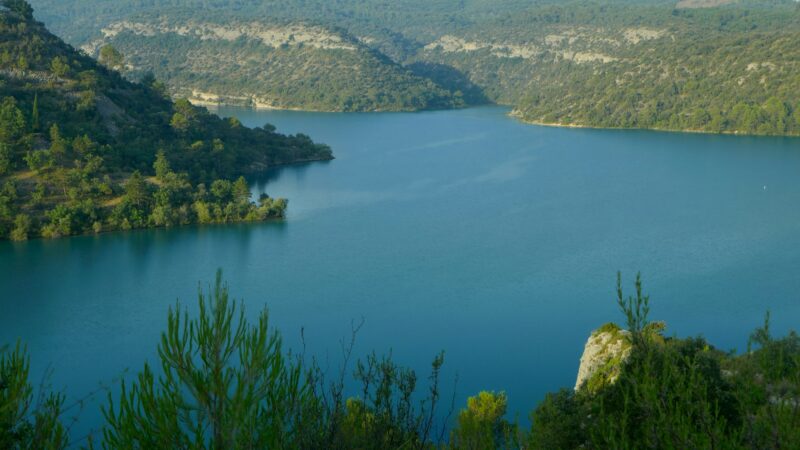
[27,0,800,135]
[0,0,332,240]
[413,2,800,135]
[81,13,462,112]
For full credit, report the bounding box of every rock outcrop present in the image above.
[574,323,632,392]
[676,0,736,9]
[82,20,358,55]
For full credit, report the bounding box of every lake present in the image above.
[2,106,799,439]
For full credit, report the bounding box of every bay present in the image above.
[2,106,799,437]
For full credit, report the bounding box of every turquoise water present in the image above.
[2,106,800,438]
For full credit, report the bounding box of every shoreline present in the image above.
[509,110,800,138]
[191,98,316,112]
[3,156,332,243]
[8,214,291,243]
[197,96,800,138]
[188,95,480,114]
[265,155,335,170]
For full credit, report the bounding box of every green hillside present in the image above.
[81,12,463,112]
[0,0,332,240]
[415,2,800,135]
[26,0,800,133]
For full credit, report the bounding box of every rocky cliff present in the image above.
[80,16,461,112]
[574,323,632,392]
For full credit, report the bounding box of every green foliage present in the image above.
[588,337,740,448]
[450,391,519,449]
[9,213,29,240]
[527,275,800,449]
[616,271,650,343]
[328,351,447,448]
[0,4,333,240]
[49,56,68,77]
[527,389,586,450]
[102,270,322,448]
[0,342,68,449]
[1,0,33,20]
[100,14,462,112]
[0,97,25,143]
[412,2,800,135]
[0,180,18,235]
[0,143,10,175]
[169,112,189,132]
[2,272,800,448]
[100,271,455,448]
[97,44,122,70]
[23,149,52,172]
[47,123,65,157]
[508,28,800,135]
[26,0,800,132]
[732,313,800,447]
[152,149,169,181]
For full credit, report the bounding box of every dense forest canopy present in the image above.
[0,0,332,240]
[27,0,800,134]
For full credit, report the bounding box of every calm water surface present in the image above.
[2,106,800,437]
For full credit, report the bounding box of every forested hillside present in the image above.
[27,0,800,134]
[80,13,462,112]
[27,0,471,112]
[0,0,332,240]
[416,2,800,134]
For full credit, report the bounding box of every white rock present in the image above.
[575,324,631,391]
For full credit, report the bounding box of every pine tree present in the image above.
[31,93,39,132]
[100,271,319,449]
[98,44,124,70]
[153,150,170,181]
[123,171,149,208]
[232,176,250,203]
[48,123,66,157]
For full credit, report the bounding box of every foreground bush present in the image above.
[527,274,800,449]
[1,273,799,449]
[0,342,67,449]
[99,271,453,449]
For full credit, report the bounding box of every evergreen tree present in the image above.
[48,124,66,157]
[123,171,149,208]
[0,97,25,143]
[0,143,11,176]
[50,56,68,78]
[232,176,250,203]
[30,93,38,132]
[98,44,124,70]
[0,342,68,449]
[101,271,320,449]
[169,113,189,133]
[153,150,171,181]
